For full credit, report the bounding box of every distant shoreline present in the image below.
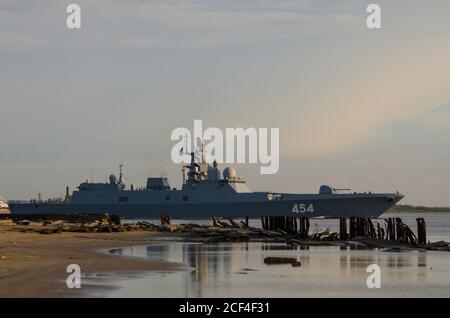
[387,204,450,213]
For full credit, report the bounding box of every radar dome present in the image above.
[223,167,237,179]
[109,174,117,184]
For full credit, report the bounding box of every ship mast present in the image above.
[181,134,189,184]
[119,163,124,184]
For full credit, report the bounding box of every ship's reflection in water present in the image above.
[109,242,450,297]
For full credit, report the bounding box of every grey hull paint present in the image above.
[9,193,402,218]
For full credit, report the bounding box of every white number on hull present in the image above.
[291,203,314,214]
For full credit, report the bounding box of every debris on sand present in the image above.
[4,215,450,253]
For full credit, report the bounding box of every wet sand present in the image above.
[0,221,185,298]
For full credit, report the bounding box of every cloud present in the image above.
[0,31,45,47]
[286,33,450,157]
[0,0,363,50]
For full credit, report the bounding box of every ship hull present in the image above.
[9,194,402,218]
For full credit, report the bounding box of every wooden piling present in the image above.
[349,217,356,239]
[416,218,427,245]
[376,222,383,240]
[367,218,377,239]
[396,218,404,241]
[276,216,285,232]
[339,217,348,240]
[284,216,296,234]
[160,215,170,226]
[356,217,363,237]
[385,218,396,241]
[298,216,309,239]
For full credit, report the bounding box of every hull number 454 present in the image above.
[291,203,314,214]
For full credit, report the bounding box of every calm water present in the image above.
[106,213,450,298]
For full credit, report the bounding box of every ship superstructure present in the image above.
[0,196,10,214]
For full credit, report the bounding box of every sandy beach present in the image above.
[0,220,185,298]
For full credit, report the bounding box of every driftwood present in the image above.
[5,215,448,252]
[227,218,241,228]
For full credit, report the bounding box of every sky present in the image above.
[1,0,450,205]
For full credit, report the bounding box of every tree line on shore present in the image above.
[388,204,450,213]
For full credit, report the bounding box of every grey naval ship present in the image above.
[9,151,404,218]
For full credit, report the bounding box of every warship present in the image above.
[8,150,403,218]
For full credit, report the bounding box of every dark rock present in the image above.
[264,257,300,265]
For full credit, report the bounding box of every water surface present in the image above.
[108,242,450,297]
[108,213,450,297]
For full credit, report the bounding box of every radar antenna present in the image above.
[181,134,189,184]
[119,163,124,184]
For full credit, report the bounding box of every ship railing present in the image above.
[8,199,66,204]
[7,200,34,204]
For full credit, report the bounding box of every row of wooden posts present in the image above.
[159,214,427,246]
[260,216,427,245]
